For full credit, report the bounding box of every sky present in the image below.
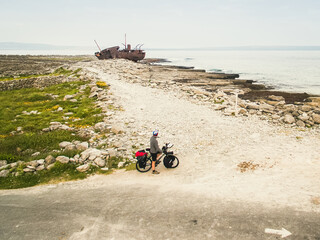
[0,0,320,49]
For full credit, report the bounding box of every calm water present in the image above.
[147,50,320,95]
[2,49,320,95]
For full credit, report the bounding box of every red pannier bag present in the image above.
[135,150,147,158]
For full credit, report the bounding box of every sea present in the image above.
[1,49,320,95]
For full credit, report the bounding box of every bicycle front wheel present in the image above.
[136,158,152,172]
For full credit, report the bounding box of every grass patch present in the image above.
[0,130,87,163]
[125,163,136,171]
[0,80,103,163]
[0,67,82,82]
[0,81,103,135]
[0,161,98,189]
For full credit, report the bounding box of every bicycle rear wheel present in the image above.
[136,158,152,172]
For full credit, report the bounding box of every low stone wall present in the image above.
[0,76,74,91]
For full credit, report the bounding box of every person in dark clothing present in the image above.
[150,130,162,174]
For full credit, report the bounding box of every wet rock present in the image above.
[56,156,70,164]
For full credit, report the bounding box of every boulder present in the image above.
[64,95,74,100]
[0,160,7,167]
[0,170,9,177]
[298,113,309,122]
[45,155,56,165]
[80,148,104,161]
[94,158,106,167]
[28,160,39,168]
[312,113,320,124]
[36,165,45,171]
[118,162,125,168]
[246,103,260,110]
[37,159,45,165]
[296,120,305,127]
[238,108,248,115]
[284,114,295,124]
[59,141,72,148]
[107,148,117,157]
[301,105,312,112]
[76,142,89,151]
[47,163,55,170]
[65,144,77,151]
[31,152,40,157]
[23,168,35,172]
[76,164,90,172]
[56,156,70,164]
[260,103,275,112]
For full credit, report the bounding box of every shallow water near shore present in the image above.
[147,50,320,95]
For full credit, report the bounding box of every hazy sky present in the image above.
[0,0,319,48]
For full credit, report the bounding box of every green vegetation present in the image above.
[125,163,136,171]
[0,81,103,163]
[0,161,98,189]
[0,67,82,82]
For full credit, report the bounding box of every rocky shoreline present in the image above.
[86,59,320,129]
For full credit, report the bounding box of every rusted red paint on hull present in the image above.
[95,45,145,62]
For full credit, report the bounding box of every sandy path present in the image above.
[80,61,320,213]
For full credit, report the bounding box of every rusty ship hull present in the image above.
[95,45,145,62]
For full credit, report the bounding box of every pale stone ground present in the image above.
[78,60,320,213]
[1,60,320,239]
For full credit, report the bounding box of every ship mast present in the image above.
[94,40,102,52]
[125,33,127,49]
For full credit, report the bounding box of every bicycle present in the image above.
[136,143,179,172]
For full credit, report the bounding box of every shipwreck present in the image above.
[94,37,145,62]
